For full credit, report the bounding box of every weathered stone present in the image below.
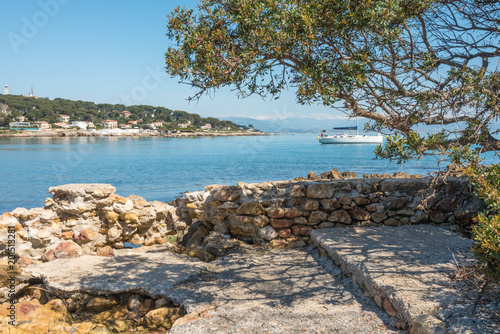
[145,307,175,329]
[307,171,321,180]
[87,296,119,312]
[258,226,278,240]
[396,209,415,216]
[42,241,83,262]
[252,215,270,227]
[105,211,119,224]
[212,187,242,202]
[308,211,329,225]
[303,200,319,211]
[269,239,286,249]
[229,216,257,236]
[186,247,215,262]
[283,207,303,218]
[107,225,122,242]
[292,225,312,236]
[294,217,308,225]
[349,207,371,221]
[306,184,335,199]
[236,201,265,216]
[341,171,358,179]
[338,195,352,206]
[266,207,285,219]
[384,218,400,226]
[122,212,139,224]
[75,227,97,244]
[429,211,447,224]
[319,222,336,229]
[383,197,408,210]
[328,210,352,224]
[320,199,341,210]
[289,185,306,197]
[93,305,128,322]
[372,212,388,223]
[379,179,425,192]
[270,219,294,229]
[278,229,292,238]
[410,314,446,334]
[286,236,307,248]
[353,197,371,205]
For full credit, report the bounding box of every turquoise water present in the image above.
[0,134,489,213]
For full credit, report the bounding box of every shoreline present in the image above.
[0,130,272,138]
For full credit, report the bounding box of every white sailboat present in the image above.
[318,118,384,144]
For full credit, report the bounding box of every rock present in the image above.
[212,186,242,202]
[292,225,312,236]
[266,207,285,219]
[384,218,400,226]
[253,215,269,227]
[75,227,97,244]
[410,314,446,334]
[283,207,303,218]
[319,222,336,228]
[320,168,342,180]
[393,171,410,178]
[349,207,371,221]
[155,298,170,309]
[372,212,388,223]
[306,184,335,199]
[353,197,371,205]
[186,247,215,262]
[128,295,142,312]
[93,305,128,323]
[229,216,258,236]
[145,307,175,329]
[107,225,122,242]
[320,199,341,210]
[429,211,447,224]
[105,211,120,224]
[328,210,352,224]
[86,296,119,312]
[307,171,321,180]
[270,219,294,229]
[258,226,278,240]
[42,241,83,262]
[278,229,292,238]
[308,211,329,225]
[269,239,286,249]
[236,201,265,216]
[96,246,115,257]
[181,221,210,249]
[286,236,307,248]
[341,171,358,179]
[289,185,306,197]
[338,195,352,206]
[303,200,319,211]
[122,212,139,224]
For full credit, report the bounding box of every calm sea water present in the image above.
[0,134,489,213]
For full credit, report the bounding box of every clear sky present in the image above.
[0,0,338,122]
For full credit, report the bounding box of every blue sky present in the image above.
[0,0,339,122]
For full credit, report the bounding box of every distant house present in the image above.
[60,114,70,123]
[120,110,132,118]
[120,123,132,129]
[128,120,138,125]
[9,122,31,129]
[53,122,70,129]
[103,120,118,129]
[152,121,163,128]
[33,121,51,130]
[71,121,87,130]
[178,121,191,128]
[86,121,95,128]
[15,116,25,122]
[200,124,212,130]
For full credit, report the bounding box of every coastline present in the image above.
[0,130,271,138]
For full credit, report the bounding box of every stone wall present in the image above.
[0,173,482,264]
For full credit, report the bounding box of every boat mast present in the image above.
[356,117,358,136]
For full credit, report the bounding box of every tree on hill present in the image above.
[165,0,500,162]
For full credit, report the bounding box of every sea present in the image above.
[0,134,495,213]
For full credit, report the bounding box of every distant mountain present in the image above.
[222,116,355,133]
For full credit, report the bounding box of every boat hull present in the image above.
[319,135,383,144]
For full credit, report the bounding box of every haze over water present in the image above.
[0,134,482,213]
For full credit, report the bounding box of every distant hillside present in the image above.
[223,116,356,133]
[0,94,246,130]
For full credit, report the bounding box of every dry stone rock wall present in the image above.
[0,175,482,264]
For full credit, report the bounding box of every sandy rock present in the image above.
[349,207,371,221]
[307,171,321,180]
[266,207,285,219]
[42,241,83,262]
[236,201,265,216]
[87,296,119,312]
[212,186,242,202]
[96,246,115,257]
[410,314,446,334]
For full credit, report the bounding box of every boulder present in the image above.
[258,226,278,240]
[212,186,242,202]
[236,201,265,216]
[328,210,352,224]
[308,211,329,225]
[349,207,371,221]
[307,171,321,180]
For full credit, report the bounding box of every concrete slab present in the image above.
[311,225,475,328]
[24,245,403,333]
